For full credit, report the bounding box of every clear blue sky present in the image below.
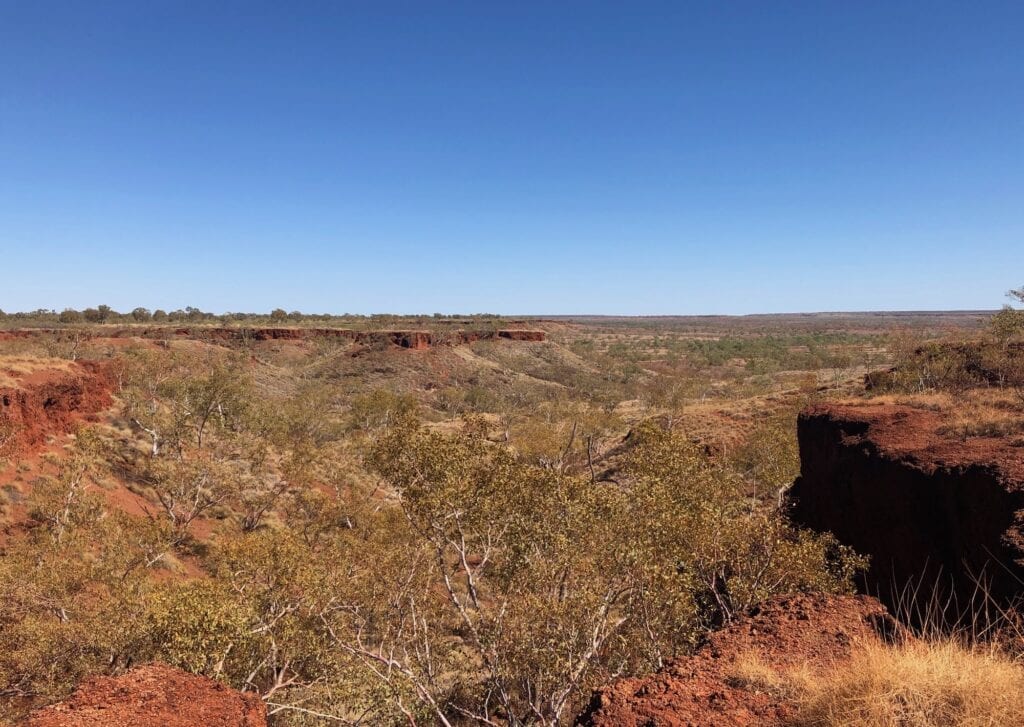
[1,2,1021,315]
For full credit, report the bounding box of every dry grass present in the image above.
[936,399,1024,439]
[789,639,1024,727]
[933,389,1024,439]
[856,388,1024,439]
[0,355,75,387]
[724,632,1024,727]
[725,651,792,698]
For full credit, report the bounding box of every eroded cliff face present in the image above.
[180,326,546,347]
[1,327,546,348]
[0,361,114,455]
[789,404,1024,617]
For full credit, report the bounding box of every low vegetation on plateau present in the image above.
[1,300,1022,726]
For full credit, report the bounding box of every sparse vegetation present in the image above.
[0,309,1014,724]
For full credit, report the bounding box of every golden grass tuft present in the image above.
[725,652,791,698]
[790,639,1024,727]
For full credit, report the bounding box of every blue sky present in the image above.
[1,2,1021,315]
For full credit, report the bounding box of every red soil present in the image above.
[24,664,266,727]
[576,593,895,727]
[800,402,1024,481]
[0,361,115,456]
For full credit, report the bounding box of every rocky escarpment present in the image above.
[577,594,895,727]
[789,403,1024,618]
[25,664,266,727]
[179,326,546,348]
[1,327,546,349]
[0,361,114,455]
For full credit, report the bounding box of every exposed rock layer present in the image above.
[0,361,114,455]
[789,403,1024,617]
[24,664,267,727]
[576,594,894,727]
[0,327,546,348]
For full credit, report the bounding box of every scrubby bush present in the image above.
[880,319,1023,398]
[0,321,881,724]
[354,419,862,723]
[0,404,862,723]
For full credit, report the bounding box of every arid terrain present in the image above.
[5,0,1020,722]
[1,307,1022,726]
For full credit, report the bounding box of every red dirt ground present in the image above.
[0,360,140,538]
[576,593,896,727]
[0,360,115,456]
[804,402,1024,482]
[23,664,266,727]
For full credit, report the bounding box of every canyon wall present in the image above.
[789,403,1024,617]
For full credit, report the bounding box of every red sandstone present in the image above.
[789,403,1024,619]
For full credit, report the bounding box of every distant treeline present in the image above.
[0,306,509,327]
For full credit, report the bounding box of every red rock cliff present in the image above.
[789,403,1024,618]
[1,326,547,348]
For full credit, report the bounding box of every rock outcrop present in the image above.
[577,594,895,727]
[24,664,267,727]
[0,361,114,455]
[177,326,546,347]
[789,403,1024,618]
[497,329,545,342]
[1,327,546,348]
